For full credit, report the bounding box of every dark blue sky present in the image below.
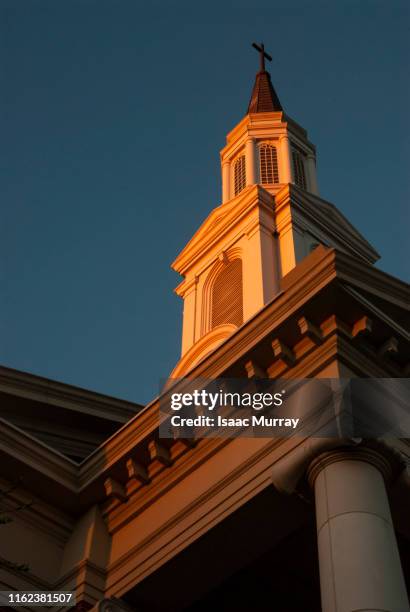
[1,0,409,404]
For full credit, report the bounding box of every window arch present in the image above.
[292,150,307,189]
[259,144,279,184]
[233,155,246,196]
[211,259,243,329]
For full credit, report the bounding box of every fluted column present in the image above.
[308,448,409,612]
[245,137,257,186]
[222,160,231,203]
[306,153,319,195]
[279,134,293,183]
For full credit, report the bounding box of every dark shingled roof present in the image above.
[247,70,283,113]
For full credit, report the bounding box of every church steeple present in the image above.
[218,42,320,204]
[171,44,379,375]
[247,42,282,113]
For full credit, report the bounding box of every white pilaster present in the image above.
[180,278,198,356]
[309,450,410,612]
[279,134,293,183]
[306,153,319,195]
[245,138,257,186]
[242,222,279,320]
[222,161,231,203]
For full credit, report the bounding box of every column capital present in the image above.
[91,598,135,612]
[271,438,404,496]
[307,445,394,489]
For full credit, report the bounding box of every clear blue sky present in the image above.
[1,0,409,404]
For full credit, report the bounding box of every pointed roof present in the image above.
[247,69,283,113]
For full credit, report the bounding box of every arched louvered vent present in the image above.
[234,156,246,196]
[292,150,307,189]
[259,144,279,184]
[211,259,243,329]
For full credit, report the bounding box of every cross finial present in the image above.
[252,42,272,72]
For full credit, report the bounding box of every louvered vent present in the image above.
[234,156,246,196]
[292,150,307,189]
[260,144,279,184]
[211,259,243,329]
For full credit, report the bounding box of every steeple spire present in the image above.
[247,42,283,113]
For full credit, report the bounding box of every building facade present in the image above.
[0,49,409,612]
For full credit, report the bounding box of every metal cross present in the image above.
[252,42,272,72]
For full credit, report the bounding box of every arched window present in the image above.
[292,150,307,189]
[233,155,246,196]
[211,259,243,329]
[259,144,279,184]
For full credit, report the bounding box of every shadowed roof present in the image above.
[247,70,283,113]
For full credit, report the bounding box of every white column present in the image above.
[222,160,231,203]
[279,134,293,183]
[309,449,410,612]
[306,153,319,195]
[245,138,257,186]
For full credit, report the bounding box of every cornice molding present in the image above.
[220,112,314,161]
[172,185,274,276]
[0,248,408,513]
[0,417,78,488]
[221,112,284,155]
[81,250,408,489]
[104,436,298,596]
[343,285,409,338]
[0,367,141,423]
[274,184,380,264]
[335,257,409,311]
